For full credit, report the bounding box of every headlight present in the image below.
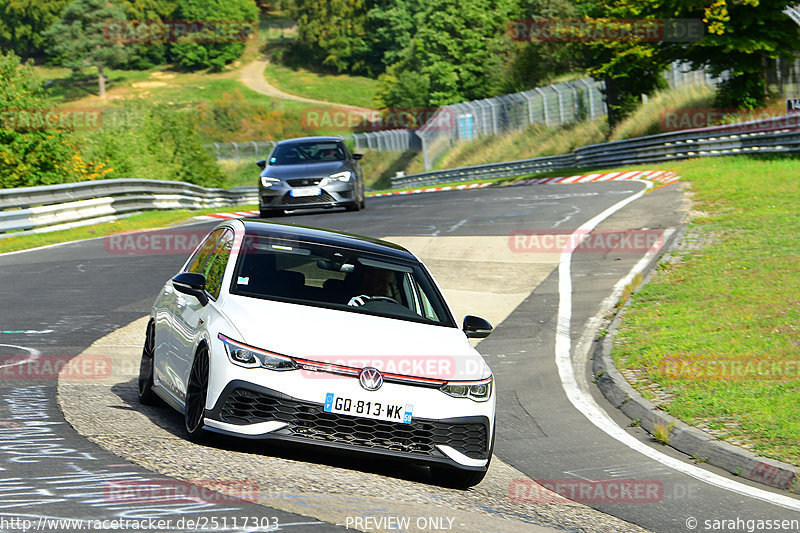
[261,176,281,187]
[218,334,296,371]
[440,376,493,402]
[328,171,352,182]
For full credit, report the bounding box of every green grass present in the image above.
[609,83,715,141]
[218,160,260,189]
[611,156,800,466]
[0,205,255,255]
[262,61,378,109]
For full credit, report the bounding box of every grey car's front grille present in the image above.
[281,191,337,205]
[219,388,488,459]
[287,178,323,187]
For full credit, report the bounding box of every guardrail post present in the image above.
[534,87,549,126]
[552,84,566,125]
[579,79,595,119]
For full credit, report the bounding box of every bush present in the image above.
[0,50,110,188]
[79,101,224,187]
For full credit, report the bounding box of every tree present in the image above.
[376,0,516,107]
[169,0,259,71]
[45,0,131,98]
[503,0,589,91]
[362,0,426,74]
[118,0,180,69]
[0,0,69,59]
[289,0,374,74]
[659,0,800,109]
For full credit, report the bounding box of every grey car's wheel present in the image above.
[345,201,360,212]
[138,321,160,405]
[260,207,283,218]
[359,185,366,209]
[185,345,209,439]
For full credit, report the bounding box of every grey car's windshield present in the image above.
[269,141,346,165]
[230,235,455,327]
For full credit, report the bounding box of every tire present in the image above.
[430,425,494,489]
[137,321,161,405]
[260,207,282,218]
[430,464,488,489]
[345,201,360,212]
[185,344,209,440]
[359,184,366,210]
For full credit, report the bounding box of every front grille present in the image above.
[281,190,336,205]
[287,178,323,187]
[220,388,488,459]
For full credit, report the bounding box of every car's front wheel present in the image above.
[185,344,209,440]
[430,426,493,489]
[137,321,160,405]
[430,464,489,489]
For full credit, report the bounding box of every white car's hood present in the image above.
[220,294,490,380]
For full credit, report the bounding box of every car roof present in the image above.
[238,220,417,262]
[274,136,344,145]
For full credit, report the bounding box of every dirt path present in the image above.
[240,56,375,113]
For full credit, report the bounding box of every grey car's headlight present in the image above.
[218,333,296,371]
[440,376,493,402]
[328,171,352,182]
[261,176,281,187]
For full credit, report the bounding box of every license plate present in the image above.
[324,393,413,424]
[290,187,321,197]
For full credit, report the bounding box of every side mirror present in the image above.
[256,159,266,170]
[172,272,209,306]
[463,315,493,339]
[352,153,363,160]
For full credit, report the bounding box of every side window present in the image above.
[186,229,223,274]
[203,229,234,300]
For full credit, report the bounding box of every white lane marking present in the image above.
[554,180,800,512]
[0,344,41,370]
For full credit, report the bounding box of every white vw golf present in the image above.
[139,219,496,487]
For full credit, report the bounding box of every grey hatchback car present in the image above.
[257,137,366,217]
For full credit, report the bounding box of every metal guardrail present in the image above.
[392,154,576,188]
[0,179,257,236]
[392,114,800,188]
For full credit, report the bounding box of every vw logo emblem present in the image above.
[359,367,383,391]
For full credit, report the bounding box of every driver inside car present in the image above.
[348,268,395,306]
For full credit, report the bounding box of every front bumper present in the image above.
[204,380,492,470]
[260,181,355,211]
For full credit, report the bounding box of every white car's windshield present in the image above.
[230,235,455,327]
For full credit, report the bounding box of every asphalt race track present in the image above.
[1,179,798,533]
